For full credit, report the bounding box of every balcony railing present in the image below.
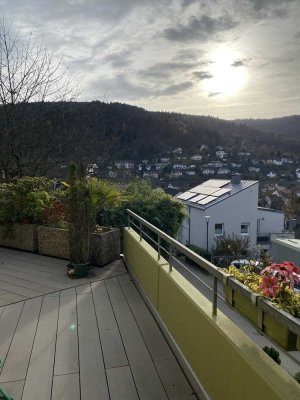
[125,209,300,399]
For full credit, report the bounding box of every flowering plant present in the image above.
[223,261,300,317]
[260,261,300,297]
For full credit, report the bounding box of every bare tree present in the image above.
[0,18,78,179]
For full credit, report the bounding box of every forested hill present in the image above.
[234,115,300,139]
[57,101,300,159]
[1,101,300,168]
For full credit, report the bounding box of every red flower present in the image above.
[259,276,281,298]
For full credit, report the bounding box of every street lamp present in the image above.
[205,216,211,254]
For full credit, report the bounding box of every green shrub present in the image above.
[186,244,211,262]
[262,346,281,365]
[0,177,55,224]
[105,179,186,237]
[294,372,300,384]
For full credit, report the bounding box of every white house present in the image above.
[176,176,285,251]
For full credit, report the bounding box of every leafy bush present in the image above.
[263,346,281,365]
[223,263,300,317]
[294,372,300,384]
[0,177,54,224]
[213,233,251,257]
[105,179,186,237]
[186,244,211,262]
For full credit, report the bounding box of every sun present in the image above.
[202,47,248,97]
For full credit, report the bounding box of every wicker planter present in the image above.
[224,280,300,350]
[90,229,120,266]
[0,223,37,251]
[37,226,70,259]
[37,226,120,266]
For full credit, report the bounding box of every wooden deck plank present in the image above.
[0,280,42,298]
[91,280,128,369]
[155,358,198,400]
[0,297,42,383]
[0,255,67,276]
[75,284,91,295]
[54,289,79,376]
[77,293,109,400]
[0,293,27,305]
[22,296,59,400]
[106,366,139,400]
[0,264,67,289]
[0,302,24,369]
[51,373,80,400]
[0,380,24,400]
[105,277,168,400]
[0,272,60,294]
[118,274,174,362]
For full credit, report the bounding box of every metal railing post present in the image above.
[128,214,131,229]
[157,235,161,260]
[139,221,143,241]
[212,277,218,316]
[169,245,173,272]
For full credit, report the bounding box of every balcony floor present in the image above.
[0,248,196,400]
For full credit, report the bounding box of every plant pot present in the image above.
[37,226,70,259]
[89,228,120,266]
[0,223,38,251]
[72,263,89,278]
[224,280,300,350]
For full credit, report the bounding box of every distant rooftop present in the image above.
[176,178,258,209]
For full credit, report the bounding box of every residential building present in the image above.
[176,176,285,250]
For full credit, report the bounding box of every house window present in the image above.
[214,223,224,235]
[241,223,250,234]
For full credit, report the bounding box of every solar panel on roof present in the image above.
[190,185,219,195]
[198,195,217,205]
[201,179,230,188]
[189,194,207,203]
[177,191,197,200]
[213,188,231,197]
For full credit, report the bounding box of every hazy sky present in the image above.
[2,0,300,119]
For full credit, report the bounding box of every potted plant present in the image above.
[65,163,92,278]
[223,262,300,350]
[0,177,53,251]
[37,198,70,259]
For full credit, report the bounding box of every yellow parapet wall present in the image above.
[124,228,300,400]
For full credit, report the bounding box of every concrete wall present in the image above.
[124,228,300,400]
[186,183,259,250]
[271,238,300,265]
[257,208,284,236]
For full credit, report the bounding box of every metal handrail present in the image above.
[127,209,225,316]
[126,209,300,336]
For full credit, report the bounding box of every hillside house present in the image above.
[190,155,202,161]
[176,176,285,250]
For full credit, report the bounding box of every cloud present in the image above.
[158,81,194,95]
[87,73,194,101]
[231,58,251,67]
[242,0,297,19]
[139,60,199,80]
[193,71,213,80]
[208,92,220,97]
[103,51,133,68]
[163,14,237,42]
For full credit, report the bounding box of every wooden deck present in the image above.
[0,248,197,400]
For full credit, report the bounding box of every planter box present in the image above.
[90,229,120,266]
[37,226,70,259]
[224,279,300,351]
[0,224,37,251]
[37,226,120,266]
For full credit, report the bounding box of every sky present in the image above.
[2,0,300,119]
